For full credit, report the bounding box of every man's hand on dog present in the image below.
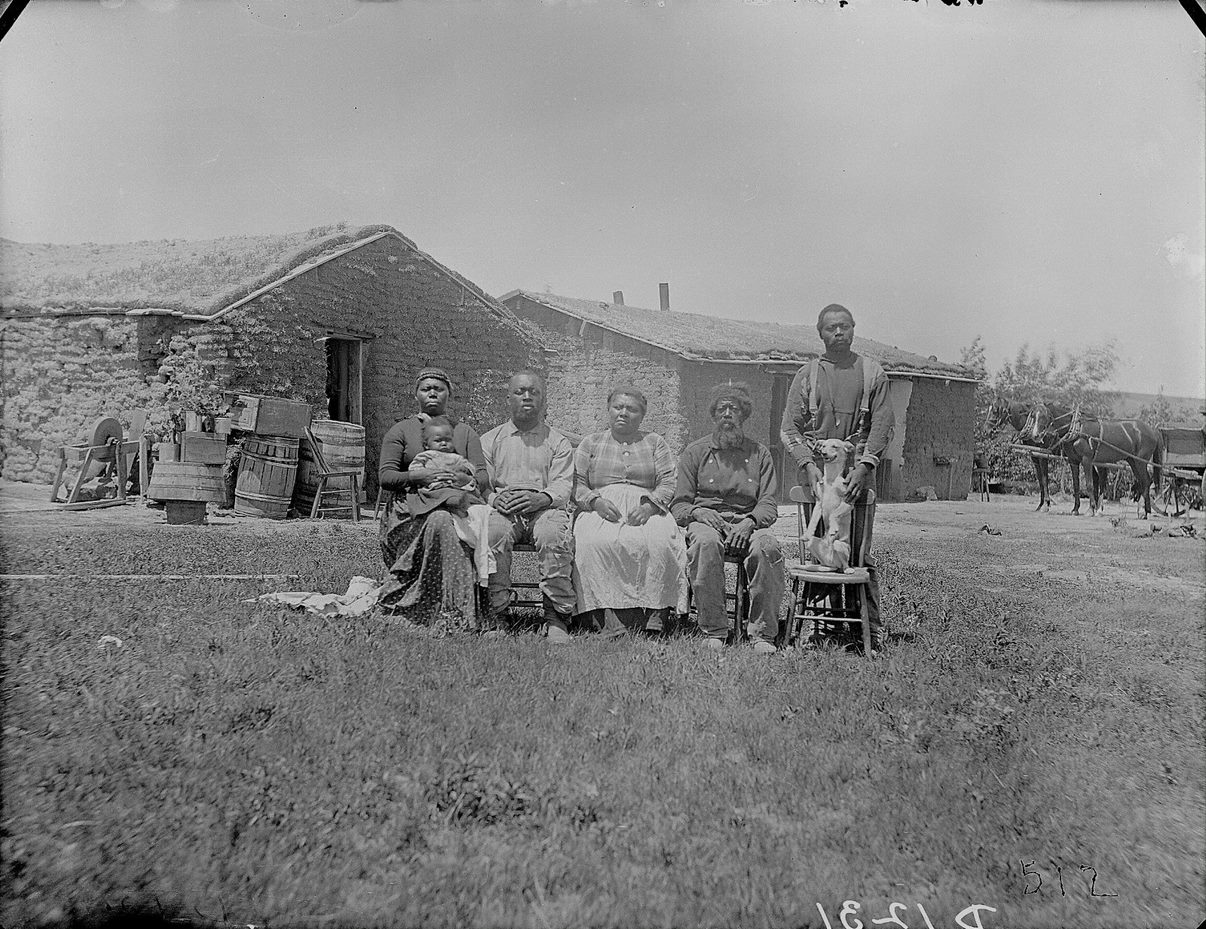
[844,463,871,503]
[802,462,823,501]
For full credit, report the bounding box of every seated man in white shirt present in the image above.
[481,371,576,643]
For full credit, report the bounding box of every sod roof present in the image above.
[504,290,973,379]
[0,223,507,322]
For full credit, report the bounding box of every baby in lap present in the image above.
[408,418,495,584]
[408,419,481,517]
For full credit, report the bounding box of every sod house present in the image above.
[0,224,546,495]
[502,290,978,502]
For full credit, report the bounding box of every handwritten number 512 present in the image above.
[1020,860,1117,897]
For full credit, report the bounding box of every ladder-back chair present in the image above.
[787,484,877,656]
[303,427,361,522]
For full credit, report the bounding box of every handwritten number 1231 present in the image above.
[816,901,998,929]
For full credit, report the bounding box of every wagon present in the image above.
[1159,424,1206,515]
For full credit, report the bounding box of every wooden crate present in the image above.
[180,432,228,464]
[227,395,312,438]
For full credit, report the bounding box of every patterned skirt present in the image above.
[379,497,479,633]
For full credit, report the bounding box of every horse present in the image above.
[986,398,1087,513]
[1061,407,1163,518]
[1020,400,1109,516]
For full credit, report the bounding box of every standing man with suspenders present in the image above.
[780,303,895,651]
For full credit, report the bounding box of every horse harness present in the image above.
[1024,403,1079,451]
[1062,405,1163,468]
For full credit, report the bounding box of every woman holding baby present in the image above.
[378,368,491,632]
[571,385,688,635]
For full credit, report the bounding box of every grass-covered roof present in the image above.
[506,290,973,379]
[0,223,497,319]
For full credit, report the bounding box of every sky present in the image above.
[2,0,1203,397]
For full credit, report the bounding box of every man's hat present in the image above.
[708,381,753,419]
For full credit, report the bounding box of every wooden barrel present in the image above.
[293,420,366,513]
[146,461,225,503]
[235,434,299,519]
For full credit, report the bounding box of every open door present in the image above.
[325,338,363,424]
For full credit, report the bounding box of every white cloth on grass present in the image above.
[250,575,382,617]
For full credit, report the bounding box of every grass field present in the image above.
[1,492,1203,929]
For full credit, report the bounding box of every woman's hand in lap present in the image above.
[593,498,623,523]
[626,501,655,526]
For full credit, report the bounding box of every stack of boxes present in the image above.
[148,396,313,524]
[146,416,229,525]
[227,395,312,519]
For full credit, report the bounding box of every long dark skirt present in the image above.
[379,499,479,632]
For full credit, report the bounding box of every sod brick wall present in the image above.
[1,236,544,492]
[898,376,975,500]
[214,238,546,497]
[505,294,688,451]
[0,315,165,482]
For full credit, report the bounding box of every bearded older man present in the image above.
[670,382,784,655]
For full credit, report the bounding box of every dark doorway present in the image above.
[769,372,796,499]
[325,338,363,424]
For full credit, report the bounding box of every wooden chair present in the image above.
[508,542,544,608]
[303,427,361,522]
[972,467,992,502]
[685,551,751,645]
[787,484,877,656]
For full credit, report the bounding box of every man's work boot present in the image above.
[543,595,572,645]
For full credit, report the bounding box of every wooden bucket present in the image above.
[146,461,225,503]
[235,434,299,519]
[293,420,366,513]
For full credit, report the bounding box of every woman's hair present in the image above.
[606,385,648,414]
[415,368,453,392]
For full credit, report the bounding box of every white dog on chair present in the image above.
[804,438,856,573]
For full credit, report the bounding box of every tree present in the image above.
[1135,387,1176,429]
[993,341,1118,419]
[959,335,994,457]
[969,339,1120,492]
